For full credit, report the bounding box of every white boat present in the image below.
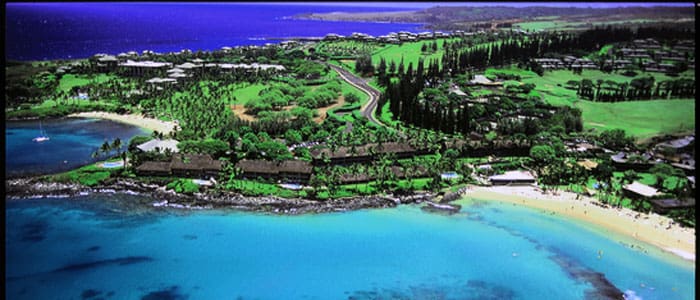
[32,121,50,142]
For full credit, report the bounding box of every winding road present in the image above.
[325,62,384,127]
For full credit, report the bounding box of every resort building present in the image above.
[655,136,695,154]
[91,54,119,72]
[134,161,171,176]
[648,198,696,214]
[469,75,502,86]
[135,153,222,179]
[118,60,173,77]
[145,77,178,86]
[610,152,656,172]
[310,142,429,165]
[235,159,313,183]
[622,181,659,200]
[170,154,223,178]
[136,139,180,153]
[488,170,536,185]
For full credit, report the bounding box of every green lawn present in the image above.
[227,83,267,104]
[522,69,693,88]
[576,99,695,139]
[514,21,559,31]
[58,74,113,92]
[516,19,659,32]
[370,38,461,69]
[339,73,370,105]
[483,67,696,139]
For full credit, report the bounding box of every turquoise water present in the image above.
[5,195,694,299]
[5,118,148,177]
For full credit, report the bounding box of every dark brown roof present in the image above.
[278,160,313,174]
[311,142,421,160]
[235,159,312,175]
[171,154,222,171]
[235,160,278,174]
[339,173,373,183]
[136,161,171,173]
[650,198,696,209]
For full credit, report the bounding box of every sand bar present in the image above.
[461,185,695,263]
[69,112,178,135]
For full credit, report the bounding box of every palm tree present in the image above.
[91,148,100,159]
[111,137,122,160]
[100,141,112,158]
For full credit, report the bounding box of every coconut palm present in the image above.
[100,141,112,158]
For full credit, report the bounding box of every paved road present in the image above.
[325,63,384,127]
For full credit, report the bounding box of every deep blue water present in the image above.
[5,3,423,61]
[5,195,694,299]
[5,118,148,177]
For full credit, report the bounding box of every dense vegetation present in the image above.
[7,23,695,226]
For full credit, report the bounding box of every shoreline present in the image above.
[5,176,432,215]
[460,185,696,263]
[67,111,178,135]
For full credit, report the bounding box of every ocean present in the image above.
[5,3,423,61]
[5,118,148,177]
[5,195,695,299]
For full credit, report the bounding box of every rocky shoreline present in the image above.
[5,176,439,215]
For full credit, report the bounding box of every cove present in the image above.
[5,194,694,299]
[5,118,148,177]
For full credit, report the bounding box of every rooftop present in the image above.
[119,60,172,68]
[136,139,180,153]
[623,181,659,198]
[489,170,536,181]
[657,136,694,149]
[649,198,695,209]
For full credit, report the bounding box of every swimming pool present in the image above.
[279,183,303,190]
[441,172,460,180]
[102,161,124,168]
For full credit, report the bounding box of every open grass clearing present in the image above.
[227,83,267,105]
[576,99,695,140]
[58,74,114,92]
[229,68,365,124]
[370,38,461,69]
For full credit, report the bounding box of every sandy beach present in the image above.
[460,185,695,263]
[69,112,178,135]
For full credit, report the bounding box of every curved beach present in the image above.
[68,112,178,135]
[462,185,695,262]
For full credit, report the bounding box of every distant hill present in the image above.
[294,6,695,31]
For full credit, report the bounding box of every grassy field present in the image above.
[518,68,694,107]
[482,67,696,139]
[227,83,267,105]
[576,99,695,139]
[515,18,660,31]
[370,38,461,69]
[58,74,114,92]
[514,21,559,31]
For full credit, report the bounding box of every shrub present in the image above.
[166,179,200,194]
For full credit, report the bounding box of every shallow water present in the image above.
[5,195,694,299]
[5,118,148,177]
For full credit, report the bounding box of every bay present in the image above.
[5,118,149,177]
[5,195,695,299]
